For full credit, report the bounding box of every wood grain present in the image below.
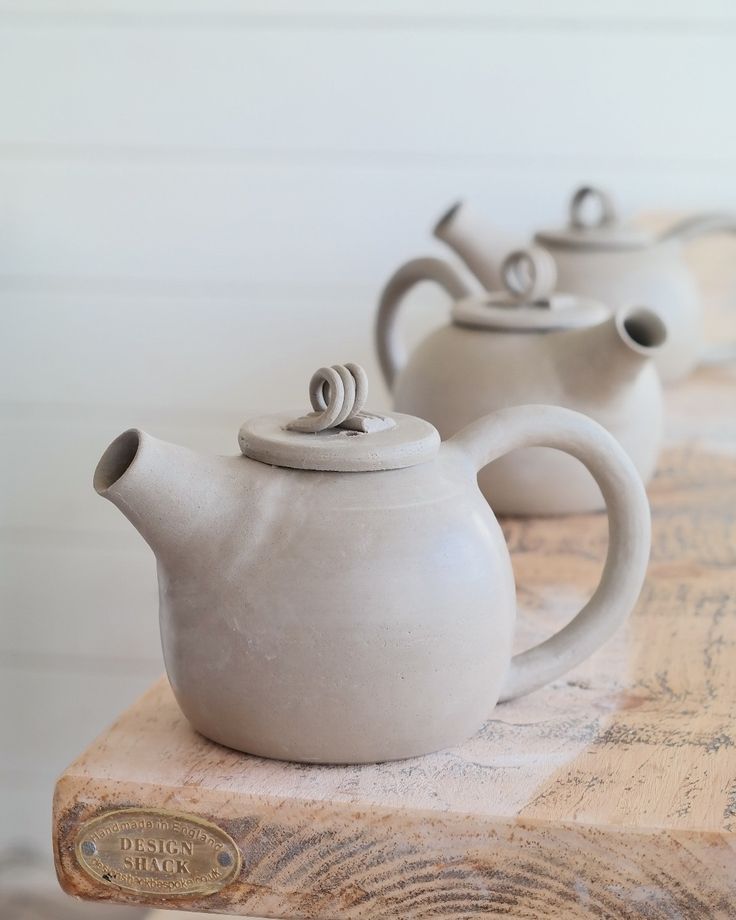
[52,367,736,918]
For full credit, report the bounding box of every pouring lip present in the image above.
[94,428,142,494]
[433,200,464,238]
[615,306,668,356]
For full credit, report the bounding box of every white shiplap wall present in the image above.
[3,0,736,861]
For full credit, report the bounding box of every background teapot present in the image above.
[94,363,650,764]
[395,185,736,383]
[377,248,667,515]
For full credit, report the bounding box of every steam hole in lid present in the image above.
[94,429,140,492]
[621,308,667,349]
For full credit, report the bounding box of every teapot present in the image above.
[392,185,736,382]
[94,363,650,764]
[377,247,667,515]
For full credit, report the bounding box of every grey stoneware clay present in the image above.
[94,363,651,764]
[377,245,668,515]
[383,184,736,383]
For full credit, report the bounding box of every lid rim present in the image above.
[451,292,611,332]
[239,410,441,473]
[534,229,654,252]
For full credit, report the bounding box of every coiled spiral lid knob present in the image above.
[451,245,609,332]
[238,363,439,472]
[292,363,367,432]
[535,185,652,250]
[500,247,557,304]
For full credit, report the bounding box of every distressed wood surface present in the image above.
[53,364,736,919]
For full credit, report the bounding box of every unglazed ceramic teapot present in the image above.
[395,185,736,382]
[377,247,667,515]
[95,363,650,764]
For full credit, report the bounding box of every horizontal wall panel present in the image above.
[3,2,736,25]
[0,288,383,410]
[2,162,736,289]
[0,284,447,409]
[2,160,460,286]
[0,669,157,858]
[0,410,248,535]
[2,276,734,537]
[0,540,161,660]
[0,665,161,776]
[1,27,735,161]
[0,413,224,534]
[0,770,58,859]
[0,285,446,534]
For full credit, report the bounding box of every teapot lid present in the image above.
[239,363,440,472]
[452,247,609,332]
[534,186,653,251]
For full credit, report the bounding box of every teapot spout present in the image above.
[94,429,216,563]
[614,305,668,358]
[433,200,516,290]
[562,306,667,400]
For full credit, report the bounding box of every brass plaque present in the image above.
[75,808,241,898]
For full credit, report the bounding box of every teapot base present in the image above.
[187,720,486,765]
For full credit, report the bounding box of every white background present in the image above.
[2,0,736,863]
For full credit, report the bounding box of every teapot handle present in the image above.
[659,211,736,245]
[375,257,470,389]
[448,404,651,701]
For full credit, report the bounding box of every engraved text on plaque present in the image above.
[75,808,241,898]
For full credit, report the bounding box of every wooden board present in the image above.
[53,365,736,919]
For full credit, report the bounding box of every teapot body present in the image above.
[546,239,702,384]
[95,365,653,765]
[428,190,736,385]
[160,450,516,763]
[393,322,663,515]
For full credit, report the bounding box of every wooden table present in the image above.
[53,366,736,919]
